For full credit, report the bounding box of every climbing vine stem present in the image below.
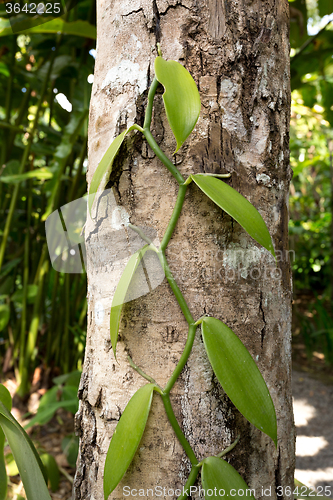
[101,52,278,500]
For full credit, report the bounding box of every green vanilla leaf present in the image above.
[154,56,201,152]
[110,245,150,359]
[103,384,155,499]
[0,385,11,500]
[0,395,51,500]
[88,125,138,215]
[201,317,277,445]
[191,174,275,258]
[0,168,53,184]
[61,433,79,468]
[201,456,256,500]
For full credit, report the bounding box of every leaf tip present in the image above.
[112,345,118,362]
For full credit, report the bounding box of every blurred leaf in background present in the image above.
[289,0,333,366]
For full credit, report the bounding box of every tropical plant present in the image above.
[0,4,96,395]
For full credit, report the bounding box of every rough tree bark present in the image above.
[74,1,295,499]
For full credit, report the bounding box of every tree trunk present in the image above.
[74,1,295,499]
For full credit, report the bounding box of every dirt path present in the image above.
[293,370,333,498]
